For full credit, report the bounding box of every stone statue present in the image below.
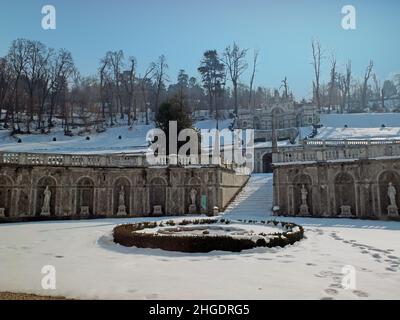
[301,184,308,205]
[388,182,397,207]
[190,188,197,205]
[41,186,51,214]
[119,186,125,206]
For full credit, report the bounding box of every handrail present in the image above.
[274,139,400,164]
[0,151,246,171]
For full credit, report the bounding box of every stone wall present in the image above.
[273,157,400,218]
[0,163,249,219]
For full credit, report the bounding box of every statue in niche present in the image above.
[388,182,397,207]
[387,182,398,216]
[301,184,308,205]
[41,186,51,215]
[190,188,197,205]
[119,186,125,206]
[188,188,198,214]
[299,184,310,216]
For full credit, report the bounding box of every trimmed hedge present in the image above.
[113,218,304,253]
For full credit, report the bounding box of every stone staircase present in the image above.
[223,173,274,221]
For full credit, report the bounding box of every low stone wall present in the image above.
[219,170,249,210]
[0,162,249,220]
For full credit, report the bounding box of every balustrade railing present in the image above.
[274,139,400,164]
[0,151,245,171]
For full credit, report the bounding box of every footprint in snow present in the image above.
[385,267,397,272]
[352,290,369,298]
[324,288,338,296]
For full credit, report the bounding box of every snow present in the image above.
[0,125,152,154]
[315,127,400,140]
[0,114,400,299]
[224,174,274,220]
[1,173,399,300]
[0,119,233,154]
[3,113,400,154]
[315,113,400,140]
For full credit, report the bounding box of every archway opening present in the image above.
[334,172,356,216]
[150,177,166,215]
[76,177,94,215]
[262,153,273,173]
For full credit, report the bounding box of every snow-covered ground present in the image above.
[0,119,233,154]
[316,113,400,140]
[1,113,400,154]
[0,174,399,300]
[315,127,400,140]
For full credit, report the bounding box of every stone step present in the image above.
[223,173,274,220]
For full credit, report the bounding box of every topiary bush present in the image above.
[113,218,304,253]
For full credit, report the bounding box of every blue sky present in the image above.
[0,0,399,99]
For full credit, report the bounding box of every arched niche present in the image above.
[76,177,94,215]
[36,176,57,216]
[334,172,356,216]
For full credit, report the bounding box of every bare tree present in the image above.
[361,60,374,110]
[280,77,289,100]
[122,56,136,126]
[99,59,108,122]
[24,40,52,131]
[248,50,259,109]
[154,55,168,114]
[140,63,156,125]
[372,73,384,110]
[311,39,322,112]
[344,60,352,112]
[0,57,12,126]
[223,42,248,115]
[6,39,30,132]
[328,54,337,113]
[47,49,75,131]
[108,50,124,119]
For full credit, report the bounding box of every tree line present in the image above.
[311,39,400,114]
[1,38,399,135]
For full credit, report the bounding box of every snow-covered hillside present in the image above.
[0,119,233,154]
[1,113,400,154]
[315,113,400,140]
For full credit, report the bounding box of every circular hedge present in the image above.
[113,218,304,253]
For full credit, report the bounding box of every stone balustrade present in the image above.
[0,152,146,167]
[273,139,400,165]
[0,151,246,170]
